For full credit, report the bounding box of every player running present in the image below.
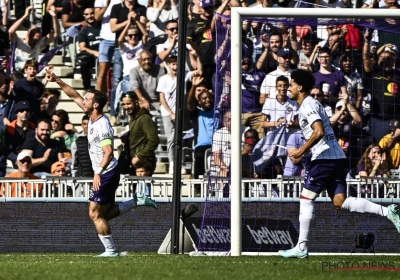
[48,71,157,257]
[279,69,400,259]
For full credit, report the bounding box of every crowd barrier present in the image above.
[1,174,400,201]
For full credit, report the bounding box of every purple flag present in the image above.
[38,42,67,73]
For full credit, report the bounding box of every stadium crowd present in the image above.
[0,0,399,198]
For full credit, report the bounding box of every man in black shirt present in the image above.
[21,118,64,177]
[109,0,146,125]
[363,29,400,142]
[77,7,101,90]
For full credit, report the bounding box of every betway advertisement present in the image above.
[185,217,298,252]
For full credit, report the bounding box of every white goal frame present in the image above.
[230,8,400,257]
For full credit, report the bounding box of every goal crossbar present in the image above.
[230,7,400,257]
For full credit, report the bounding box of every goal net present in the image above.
[194,8,400,256]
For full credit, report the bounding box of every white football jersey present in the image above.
[87,115,118,173]
[298,96,345,161]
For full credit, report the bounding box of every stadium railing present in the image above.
[0,175,399,201]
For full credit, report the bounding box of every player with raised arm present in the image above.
[47,70,158,257]
[279,69,400,259]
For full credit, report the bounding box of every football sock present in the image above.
[297,199,315,251]
[99,234,117,253]
[341,197,388,217]
[118,199,137,215]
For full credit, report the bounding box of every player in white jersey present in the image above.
[48,71,157,257]
[279,69,400,259]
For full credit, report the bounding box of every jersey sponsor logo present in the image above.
[307,111,317,116]
[102,133,112,138]
[90,128,94,134]
[384,82,398,97]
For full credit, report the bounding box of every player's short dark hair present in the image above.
[290,69,316,93]
[121,91,139,100]
[319,47,331,56]
[276,75,289,85]
[87,88,108,110]
[165,20,178,29]
[82,114,89,122]
[37,118,51,128]
[135,159,153,172]
[44,88,61,97]
[165,56,177,64]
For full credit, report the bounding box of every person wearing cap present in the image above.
[363,28,400,142]
[0,152,43,197]
[260,47,295,104]
[256,31,299,76]
[8,6,60,72]
[4,101,35,169]
[51,161,66,176]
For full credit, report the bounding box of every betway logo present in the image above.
[246,225,294,247]
[192,224,231,244]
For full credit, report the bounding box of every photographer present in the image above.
[379,119,400,169]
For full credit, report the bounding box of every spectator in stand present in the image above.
[0,152,43,197]
[256,31,299,76]
[156,20,197,70]
[76,7,101,90]
[363,29,400,142]
[379,119,400,169]
[50,109,78,155]
[241,129,260,179]
[71,114,93,177]
[313,47,348,106]
[361,0,400,8]
[21,118,64,177]
[187,76,216,181]
[37,88,61,121]
[130,50,166,110]
[118,13,148,94]
[316,0,353,8]
[146,0,178,39]
[187,2,216,84]
[338,53,363,111]
[126,91,159,175]
[0,0,10,57]
[109,0,147,125]
[240,54,265,138]
[62,0,93,67]
[9,6,60,72]
[296,33,320,72]
[4,60,45,124]
[94,0,123,95]
[50,161,73,197]
[135,159,153,196]
[4,101,35,169]
[310,85,333,118]
[357,144,391,177]
[157,56,201,175]
[261,75,299,137]
[331,97,362,171]
[260,48,295,104]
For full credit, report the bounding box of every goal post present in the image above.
[230,7,400,257]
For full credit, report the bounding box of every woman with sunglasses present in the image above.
[118,12,149,94]
[50,109,77,158]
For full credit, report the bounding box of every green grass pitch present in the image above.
[1,253,400,280]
